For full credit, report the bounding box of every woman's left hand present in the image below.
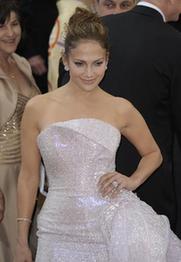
[98,172,139,199]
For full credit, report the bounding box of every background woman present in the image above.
[0,1,39,261]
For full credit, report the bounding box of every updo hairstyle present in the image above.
[64,7,109,56]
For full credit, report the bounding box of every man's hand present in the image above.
[28,55,47,75]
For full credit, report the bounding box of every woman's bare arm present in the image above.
[16,98,41,249]
[99,99,162,198]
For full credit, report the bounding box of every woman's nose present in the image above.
[85,67,93,77]
[6,26,14,37]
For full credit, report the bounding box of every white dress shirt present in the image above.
[137,1,166,22]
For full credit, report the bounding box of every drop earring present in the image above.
[64,65,69,71]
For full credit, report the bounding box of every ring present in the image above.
[112,180,119,188]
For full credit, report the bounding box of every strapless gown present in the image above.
[36,118,181,262]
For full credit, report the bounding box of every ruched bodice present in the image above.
[36,119,181,262]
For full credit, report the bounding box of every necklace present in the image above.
[9,72,16,79]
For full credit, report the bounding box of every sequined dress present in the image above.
[36,118,181,262]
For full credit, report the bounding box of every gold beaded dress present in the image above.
[0,53,39,262]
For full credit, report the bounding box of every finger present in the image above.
[108,184,122,198]
[108,182,127,199]
[98,172,115,186]
[101,178,123,197]
[99,172,124,194]
[101,183,116,197]
[117,183,124,191]
[100,180,118,196]
[110,188,120,198]
[109,182,124,198]
[100,174,121,191]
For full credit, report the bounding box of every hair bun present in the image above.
[68,7,101,27]
[64,7,109,55]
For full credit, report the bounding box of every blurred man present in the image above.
[94,0,137,15]
[101,0,181,238]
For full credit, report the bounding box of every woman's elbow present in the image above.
[156,148,163,167]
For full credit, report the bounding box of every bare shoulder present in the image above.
[23,93,51,123]
[46,87,66,102]
[100,90,134,112]
[25,88,63,108]
[113,97,135,115]
[112,97,139,129]
[24,88,66,119]
[25,93,48,112]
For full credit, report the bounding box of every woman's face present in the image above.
[95,0,135,16]
[0,11,21,57]
[65,40,108,93]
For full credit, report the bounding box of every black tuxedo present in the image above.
[101,6,181,238]
[169,15,181,238]
[169,15,181,31]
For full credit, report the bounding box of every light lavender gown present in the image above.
[36,118,181,262]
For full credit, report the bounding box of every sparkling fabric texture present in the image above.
[36,118,181,262]
[0,93,29,164]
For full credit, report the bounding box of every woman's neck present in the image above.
[0,53,14,71]
[0,53,15,74]
[63,82,101,100]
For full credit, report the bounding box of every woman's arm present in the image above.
[99,99,162,198]
[15,98,41,261]
[121,100,162,186]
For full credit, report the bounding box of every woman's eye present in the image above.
[74,62,83,66]
[95,61,103,66]
[12,22,19,26]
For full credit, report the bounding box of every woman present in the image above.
[15,8,181,262]
[0,1,40,261]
